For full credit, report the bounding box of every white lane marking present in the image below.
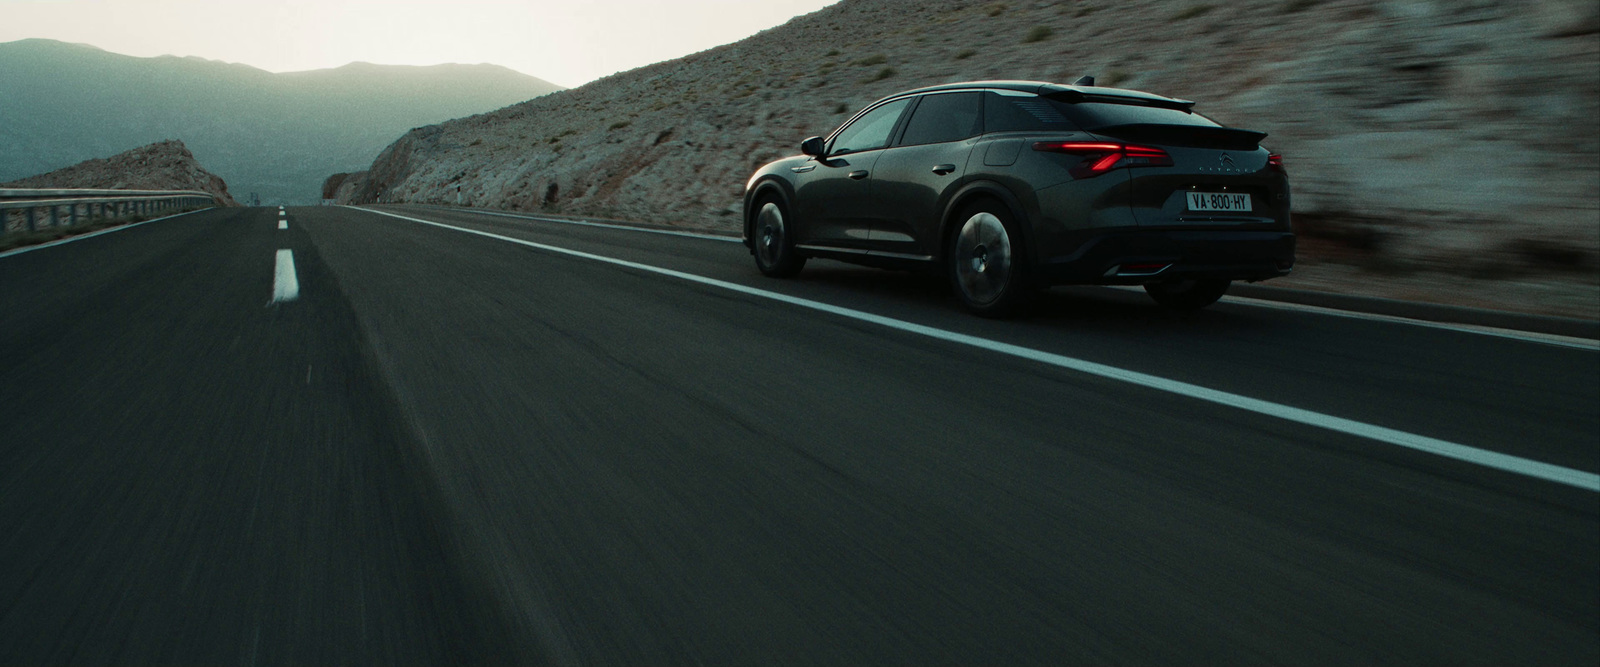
[1222,294,1598,351]
[416,206,1598,350]
[348,206,1600,492]
[1123,286,1595,352]
[0,208,216,259]
[278,220,288,230]
[422,206,742,243]
[272,249,299,303]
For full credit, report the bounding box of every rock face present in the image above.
[323,173,353,200]
[341,0,1599,281]
[3,139,238,206]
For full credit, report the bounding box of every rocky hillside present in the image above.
[3,139,238,206]
[339,0,1598,303]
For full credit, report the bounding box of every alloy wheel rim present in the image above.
[955,212,1011,304]
[756,202,785,266]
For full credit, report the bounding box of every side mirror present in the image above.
[800,136,825,157]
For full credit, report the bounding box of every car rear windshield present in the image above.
[983,92,1221,133]
[1059,101,1220,130]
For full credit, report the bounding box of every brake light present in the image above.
[1267,153,1285,174]
[1032,141,1174,178]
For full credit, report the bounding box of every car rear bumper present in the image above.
[1034,229,1295,286]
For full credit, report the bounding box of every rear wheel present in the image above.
[948,201,1031,317]
[752,197,805,278]
[1145,278,1231,310]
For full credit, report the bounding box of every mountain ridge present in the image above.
[0,38,564,202]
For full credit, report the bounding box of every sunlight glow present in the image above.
[0,0,841,86]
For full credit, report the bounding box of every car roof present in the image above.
[880,80,1195,109]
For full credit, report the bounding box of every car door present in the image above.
[867,91,983,260]
[792,97,913,250]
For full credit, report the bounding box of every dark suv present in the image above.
[741,79,1294,315]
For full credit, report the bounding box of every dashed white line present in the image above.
[348,205,1599,493]
[272,249,299,303]
[278,220,288,230]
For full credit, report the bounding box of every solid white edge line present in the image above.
[0,208,216,259]
[346,205,1600,492]
[406,205,1599,351]
[278,220,288,230]
[414,205,742,243]
[1221,294,1599,351]
[1100,284,1597,351]
[272,249,299,303]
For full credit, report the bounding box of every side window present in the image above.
[983,91,1079,133]
[898,92,981,146]
[829,98,911,155]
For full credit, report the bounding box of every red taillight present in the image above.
[1267,153,1285,174]
[1032,141,1174,178]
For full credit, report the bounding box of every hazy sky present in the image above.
[0,0,841,87]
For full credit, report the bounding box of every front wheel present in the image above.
[948,202,1031,317]
[752,198,805,278]
[1144,279,1231,310]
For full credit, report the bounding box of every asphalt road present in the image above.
[1,205,1595,665]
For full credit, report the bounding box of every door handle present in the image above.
[848,170,869,180]
[931,164,957,175]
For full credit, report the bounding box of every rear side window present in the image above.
[899,92,981,146]
[1056,101,1221,130]
[983,92,1078,133]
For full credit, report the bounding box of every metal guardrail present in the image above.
[1,188,220,234]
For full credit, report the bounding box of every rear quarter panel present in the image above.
[968,132,1141,264]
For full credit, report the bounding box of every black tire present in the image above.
[947,200,1032,317]
[751,196,805,278]
[1144,278,1231,310]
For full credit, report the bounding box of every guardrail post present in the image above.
[70,202,79,226]
[26,206,35,232]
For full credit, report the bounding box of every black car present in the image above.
[741,79,1294,315]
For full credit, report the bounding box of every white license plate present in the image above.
[1186,192,1252,212]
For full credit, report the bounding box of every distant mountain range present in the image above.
[0,38,562,203]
